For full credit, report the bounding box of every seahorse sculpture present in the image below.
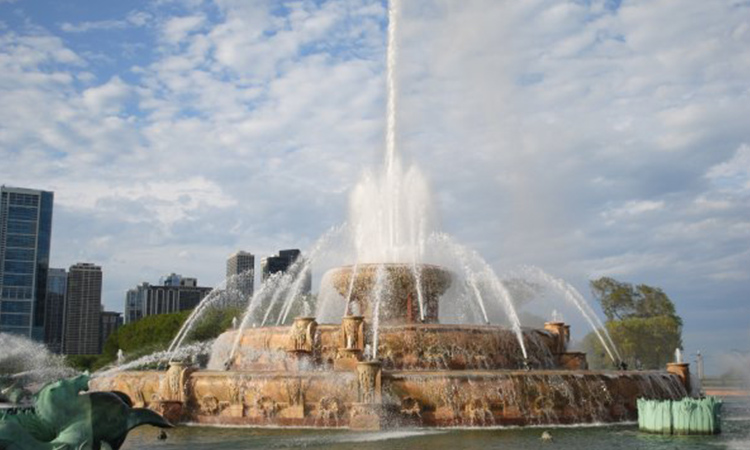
[0,374,172,450]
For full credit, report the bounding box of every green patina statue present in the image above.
[0,374,172,450]
[0,376,33,406]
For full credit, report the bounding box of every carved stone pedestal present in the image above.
[336,316,365,370]
[666,362,691,393]
[341,316,365,349]
[287,317,318,352]
[356,361,382,404]
[350,360,383,430]
[544,321,570,355]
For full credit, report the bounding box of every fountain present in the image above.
[89,0,689,430]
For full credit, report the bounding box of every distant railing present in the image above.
[700,378,748,389]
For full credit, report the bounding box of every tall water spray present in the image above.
[385,0,399,177]
[165,0,610,369]
[350,0,435,265]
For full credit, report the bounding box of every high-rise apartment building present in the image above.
[100,310,122,351]
[124,283,147,324]
[44,268,67,353]
[227,251,254,300]
[0,186,53,340]
[124,275,212,322]
[63,263,102,355]
[260,249,311,294]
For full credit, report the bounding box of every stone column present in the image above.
[350,361,383,430]
[356,361,382,403]
[287,317,318,352]
[544,321,569,354]
[163,361,190,402]
[154,361,192,423]
[286,316,318,370]
[335,316,365,370]
[667,362,691,394]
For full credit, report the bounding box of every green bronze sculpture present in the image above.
[0,374,172,450]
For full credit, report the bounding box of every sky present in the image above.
[1,0,748,372]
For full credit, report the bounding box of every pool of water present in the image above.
[122,398,750,450]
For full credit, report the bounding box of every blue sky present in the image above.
[1,0,749,373]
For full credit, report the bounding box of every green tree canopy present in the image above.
[590,277,680,323]
[582,277,682,370]
[84,306,243,372]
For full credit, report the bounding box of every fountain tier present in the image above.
[329,264,452,324]
[91,315,689,429]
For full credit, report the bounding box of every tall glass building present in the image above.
[0,186,54,340]
[44,268,67,353]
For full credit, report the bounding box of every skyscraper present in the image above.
[0,186,53,340]
[63,263,102,355]
[124,275,212,322]
[227,251,254,300]
[100,310,122,352]
[260,249,311,294]
[44,268,67,353]
[124,283,147,324]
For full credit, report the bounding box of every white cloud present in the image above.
[707,144,750,193]
[162,15,205,45]
[81,76,132,114]
[602,200,665,223]
[59,11,152,33]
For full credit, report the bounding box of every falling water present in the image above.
[0,333,77,389]
[385,0,399,177]
[167,276,233,358]
[260,267,300,327]
[517,266,622,364]
[96,342,212,378]
[371,264,388,360]
[343,262,359,315]
[165,0,606,371]
[429,233,528,359]
[225,271,286,367]
[411,263,426,321]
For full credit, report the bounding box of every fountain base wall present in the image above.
[91,368,686,429]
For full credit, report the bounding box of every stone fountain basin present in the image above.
[327,264,453,324]
[90,368,687,428]
[214,323,565,372]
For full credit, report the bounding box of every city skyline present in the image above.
[0,0,748,373]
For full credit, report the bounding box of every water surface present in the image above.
[122,397,750,450]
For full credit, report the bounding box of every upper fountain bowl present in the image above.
[327,263,452,324]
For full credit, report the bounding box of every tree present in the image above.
[582,277,682,370]
[93,306,243,371]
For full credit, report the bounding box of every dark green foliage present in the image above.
[590,277,680,322]
[582,277,683,370]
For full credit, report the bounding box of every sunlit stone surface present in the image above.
[91,264,687,429]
